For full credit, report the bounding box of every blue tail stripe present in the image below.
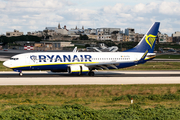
[124,22,160,53]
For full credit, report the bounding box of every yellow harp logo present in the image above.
[145,34,157,48]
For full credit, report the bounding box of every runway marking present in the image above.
[0,77,180,85]
[0,71,180,85]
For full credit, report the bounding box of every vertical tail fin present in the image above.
[124,22,160,53]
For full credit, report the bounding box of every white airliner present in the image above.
[3,22,160,76]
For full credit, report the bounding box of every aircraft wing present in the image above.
[85,50,149,70]
[85,61,125,70]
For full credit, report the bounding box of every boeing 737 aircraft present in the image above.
[3,22,160,76]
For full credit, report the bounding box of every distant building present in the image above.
[97,31,111,40]
[123,35,129,42]
[167,36,173,43]
[56,29,68,35]
[68,26,84,35]
[68,29,80,35]
[6,30,23,37]
[97,28,121,35]
[34,41,74,50]
[158,33,169,43]
[111,30,130,42]
[84,28,92,35]
[125,28,135,41]
[135,33,144,42]
[90,29,96,35]
[43,27,57,36]
[27,31,43,37]
[87,35,98,40]
[84,28,96,36]
[111,33,123,41]
[172,31,180,44]
[45,27,57,31]
[96,28,120,41]
[56,25,68,35]
[49,34,72,41]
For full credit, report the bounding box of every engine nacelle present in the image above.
[67,65,89,75]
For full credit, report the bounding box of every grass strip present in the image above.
[122,62,180,70]
[156,54,180,59]
[0,104,180,119]
[0,85,180,110]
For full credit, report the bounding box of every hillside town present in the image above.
[0,23,180,52]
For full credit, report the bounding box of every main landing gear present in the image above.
[88,71,94,76]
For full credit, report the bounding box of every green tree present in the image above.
[80,34,89,40]
[85,44,90,47]
[0,35,42,45]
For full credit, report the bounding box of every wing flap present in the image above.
[85,50,149,70]
[85,61,121,70]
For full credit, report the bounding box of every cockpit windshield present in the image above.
[10,58,19,60]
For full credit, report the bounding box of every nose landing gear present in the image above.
[19,72,23,76]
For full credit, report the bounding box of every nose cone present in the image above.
[3,61,10,68]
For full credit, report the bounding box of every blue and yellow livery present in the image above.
[3,22,160,76]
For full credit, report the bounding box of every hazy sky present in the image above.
[0,0,180,35]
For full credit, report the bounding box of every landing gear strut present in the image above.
[88,71,94,76]
[19,72,23,76]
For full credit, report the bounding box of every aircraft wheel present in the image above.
[91,72,94,76]
[88,72,94,76]
[19,72,23,76]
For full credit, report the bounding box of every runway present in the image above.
[0,71,180,85]
[1,50,180,85]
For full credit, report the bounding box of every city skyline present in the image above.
[0,0,180,36]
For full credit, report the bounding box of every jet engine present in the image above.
[67,65,89,75]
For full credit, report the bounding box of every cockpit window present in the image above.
[10,58,19,60]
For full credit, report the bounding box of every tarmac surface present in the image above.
[0,71,180,85]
